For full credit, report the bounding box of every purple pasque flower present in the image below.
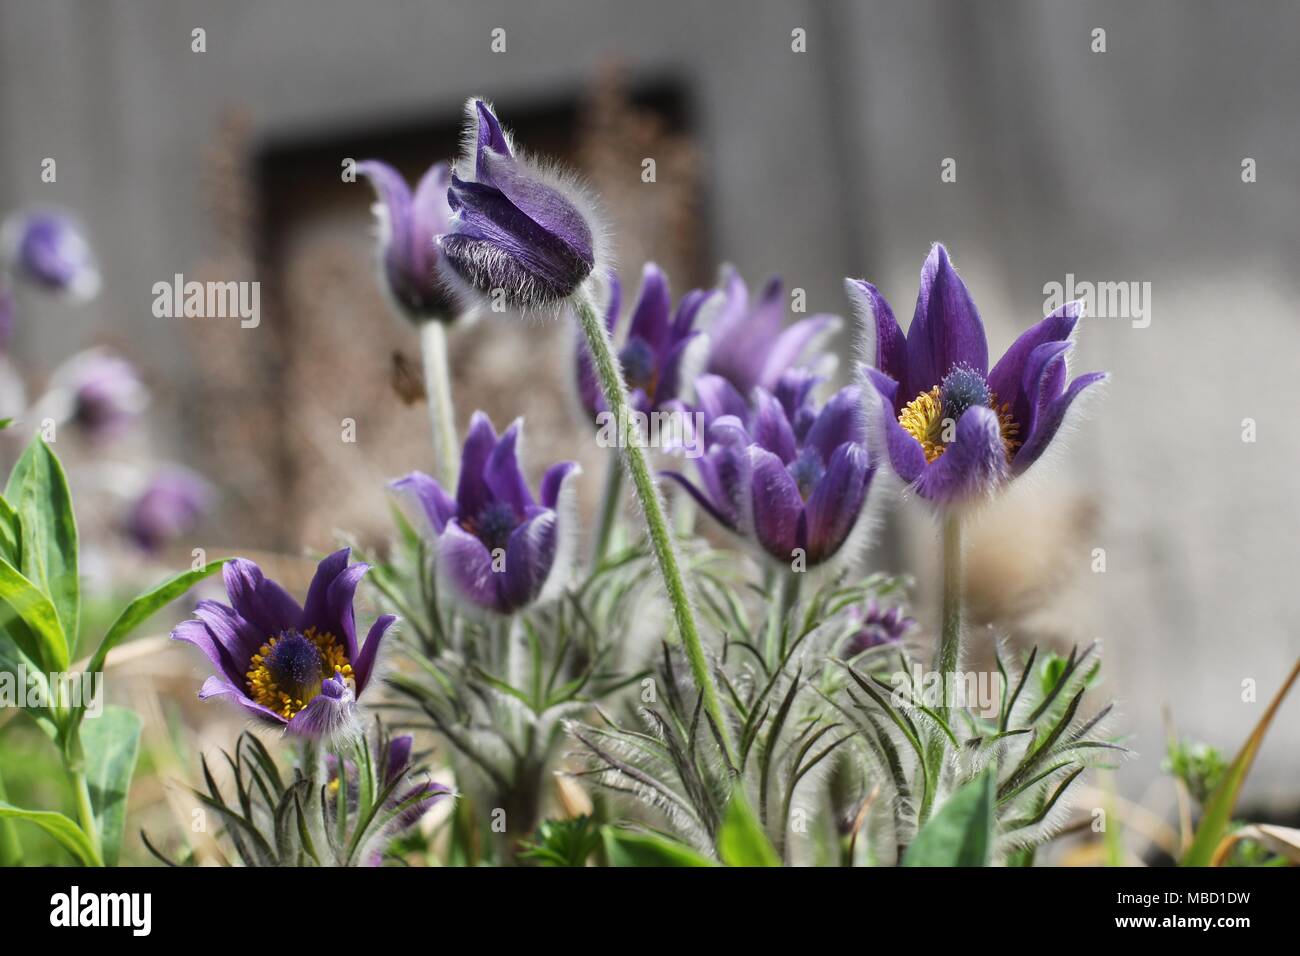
[439,99,603,311]
[574,263,710,421]
[2,211,100,300]
[391,412,580,615]
[171,549,395,739]
[667,370,875,566]
[849,244,1107,506]
[125,467,213,553]
[45,347,148,441]
[328,733,452,848]
[704,266,841,396]
[842,598,916,657]
[357,159,458,323]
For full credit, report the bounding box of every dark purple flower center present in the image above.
[263,629,324,701]
[618,338,658,397]
[939,364,992,424]
[788,447,825,501]
[466,501,520,552]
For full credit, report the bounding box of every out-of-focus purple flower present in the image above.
[327,733,453,852]
[171,549,395,739]
[358,159,458,323]
[2,212,100,300]
[45,348,148,441]
[0,288,12,350]
[574,263,710,421]
[126,467,213,552]
[439,99,602,311]
[850,244,1106,507]
[704,267,840,396]
[666,370,875,566]
[391,412,580,615]
[842,599,915,657]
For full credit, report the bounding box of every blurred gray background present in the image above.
[1,0,1297,812]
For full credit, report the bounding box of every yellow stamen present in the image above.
[898,387,1021,464]
[245,627,353,720]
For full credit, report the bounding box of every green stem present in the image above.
[69,767,103,865]
[573,292,737,768]
[592,452,623,566]
[419,319,460,488]
[0,766,24,864]
[935,512,964,703]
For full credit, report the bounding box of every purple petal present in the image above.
[804,385,866,464]
[539,460,579,510]
[471,99,514,176]
[321,562,369,663]
[484,419,534,516]
[987,300,1081,409]
[389,471,459,537]
[846,278,907,384]
[301,548,350,637]
[804,443,872,563]
[1015,339,1072,440]
[757,313,841,392]
[751,388,798,464]
[904,244,988,398]
[455,411,498,517]
[286,674,357,740]
[694,373,750,426]
[627,262,672,352]
[476,147,594,266]
[1013,372,1107,473]
[221,559,303,641]
[172,618,248,689]
[863,367,928,483]
[748,446,805,561]
[197,675,286,726]
[499,509,559,613]
[353,614,396,695]
[438,520,502,612]
[662,470,741,530]
[385,734,414,785]
[915,405,1007,504]
[393,781,452,830]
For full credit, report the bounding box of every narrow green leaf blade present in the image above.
[81,705,143,866]
[0,555,68,672]
[903,770,995,867]
[0,803,101,866]
[601,827,715,867]
[86,559,228,675]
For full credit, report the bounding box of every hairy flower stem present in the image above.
[936,513,963,698]
[574,292,737,768]
[419,319,460,488]
[591,453,623,566]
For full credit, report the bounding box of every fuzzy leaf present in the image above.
[81,706,142,866]
[903,770,995,867]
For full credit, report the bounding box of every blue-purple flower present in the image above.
[850,244,1106,506]
[126,467,213,553]
[2,211,100,300]
[45,347,148,442]
[575,263,710,421]
[358,159,458,323]
[391,412,580,615]
[842,599,916,657]
[667,370,875,566]
[439,99,602,310]
[172,550,395,739]
[705,267,840,396]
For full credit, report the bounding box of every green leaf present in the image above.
[0,555,68,672]
[601,827,715,867]
[1182,658,1300,866]
[85,559,228,676]
[903,770,995,867]
[81,706,142,866]
[5,437,79,653]
[0,494,20,565]
[0,803,101,866]
[717,790,781,867]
